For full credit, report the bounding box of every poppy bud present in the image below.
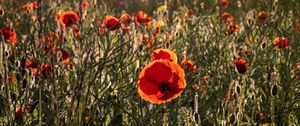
[234,59,247,74]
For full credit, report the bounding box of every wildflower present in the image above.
[1,27,17,43]
[26,60,37,68]
[188,8,194,16]
[225,24,239,35]
[234,58,248,74]
[151,49,178,63]
[119,0,125,6]
[146,38,156,50]
[22,1,38,11]
[220,0,229,8]
[230,24,239,33]
[191,83,199,90]
[59,10,79,27]
[295,24,300,31]
[223,91,236,100]
[274,37,288,49]
[138,60,186,104]
[154,20,165,35]
[103,15,121,30]
[85,114,92,121]
[15,105,24,120]
[258,10,267,22]
[41,64,52,76]
[220,12,234,25]
[181,60,197,73]
[120,13,131,25]
[135,10,152,26]
[82,1,88,8]
[73,27,81,39]
[58,49,70,64]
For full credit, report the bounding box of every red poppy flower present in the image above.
[225,24,239,35]
[1,27,17,43]
[22,1,38,11]
[82,1,88,8]
[234,58,247,74]
[103,15,121,30]
[135,11,152,26]
[138,60,186,104]
[220,12,234,25]
[258,10,267,22]
[58,49,70,64]
[7,76,16,82]
[295,24,300,31]
[151,49,178,63]
[154,20,165,35]
[59,10,79,27]
[85,114,92,121]
[191,83,199,90]
[188,8,194,16]
[72,27,81,39]
[15,105,24,120]
[220,0,229,8]
[274,37,288,49]
[26,60,37,68]
[223,91,236,100]
[41,64,52,76]
[120,13,131,25]
[181,60,197,73]
[296,61,300,69]
[146,38,156,50]
[231,24,239,33]
[119,0,125,6]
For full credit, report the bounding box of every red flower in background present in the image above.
[231,24,239,33]
[258,10,267,22]
[41,64,52,76]
[58,49,70,64]
[295,24,300,31]
[220,0,229,8]
[82,1,89,8]
[188,8,194,16]
[103,15,121,30]
[146,38,156,50]
[151,49,178,63]
[225,24,239,35]
[120,13,131,25]
[181,60,197,73]
[59,10,79,27]
[153,20,165,35]
[26,60,37,68]
[220,12,234,25]
[274,37,288,49]
[22,1,38,11]
[135,11,152,26]
[15,105,24,120]
[138,60,186,104]
[234,59,247,74]
[1,27,17,43]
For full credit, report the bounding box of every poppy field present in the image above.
[0,0,300,125]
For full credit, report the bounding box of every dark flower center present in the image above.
[63,14,76,27]
[159,82,171,94]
